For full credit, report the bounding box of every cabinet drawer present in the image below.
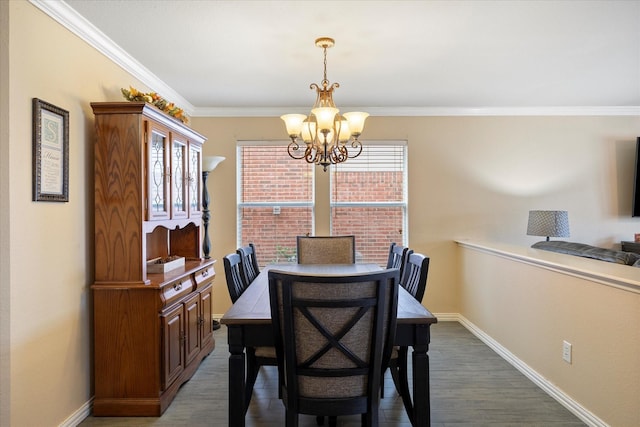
[162,277,193,307]
[194,265,214,285]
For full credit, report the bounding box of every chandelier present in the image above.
[281,37,369,171]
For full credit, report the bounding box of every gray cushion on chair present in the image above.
[254,347,277,358]
[293,281,375,398]
[297,236,355,264]
[532,241,640,265]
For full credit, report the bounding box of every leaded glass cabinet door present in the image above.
[188,143,202,217]
[171,137,188,219]
[147,123,170,220]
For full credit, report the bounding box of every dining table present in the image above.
[220,263,438,427]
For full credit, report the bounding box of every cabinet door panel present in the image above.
[188,143,202,217]
[200,284,214,347]
[184,292,201,366]
[147,122,170,220]
[161,304,184,390]
[171,137,188,218]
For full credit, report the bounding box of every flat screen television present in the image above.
[633,137,640,217]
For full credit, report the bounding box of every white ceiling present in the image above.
[47,1,640,116]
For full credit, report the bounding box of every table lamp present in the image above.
[526,210,570,241]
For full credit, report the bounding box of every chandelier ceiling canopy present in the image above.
[281,37,369,171]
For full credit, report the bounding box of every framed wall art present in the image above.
[32,98,69,202]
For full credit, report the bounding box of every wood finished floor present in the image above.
[79,321,585,426]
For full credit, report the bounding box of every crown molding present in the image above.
[29,0,195,115]
[192,105,640,118]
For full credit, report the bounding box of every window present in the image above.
[238,141,407,266]
[237,143,314,265]
[330,142,407,265]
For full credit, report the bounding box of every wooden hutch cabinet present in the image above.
[90,102,215,416]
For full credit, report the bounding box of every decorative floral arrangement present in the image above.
[121,86,188,123]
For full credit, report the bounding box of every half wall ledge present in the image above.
[455,240,640,295]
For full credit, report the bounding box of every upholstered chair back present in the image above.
[296,235,356,264]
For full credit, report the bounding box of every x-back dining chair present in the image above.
[297,235,356,264]
[388,252,430,419]
[386,242,412,279]
[223,251,278,408]
[237,243,261,285]
[268,268,399,427]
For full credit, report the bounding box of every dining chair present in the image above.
[223,253,248,303]
[388,252,430,415]
[237,243,261,285]
[380,243,412,398]
[296,235,356,264]
[386,242,412,279]
[223,252,278,406]
[400,252,430,302]
[268,268,399,427]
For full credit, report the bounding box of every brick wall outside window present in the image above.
[332,169,405,264]
[239,145,313,264]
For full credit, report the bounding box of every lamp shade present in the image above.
[311,107,339,131]
[343,112,369,136]
[203,156,225,172]
[527,210,570,240]
[281,114,306,137]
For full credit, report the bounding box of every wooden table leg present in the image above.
[228,325,246,427]
[412,324,431,427]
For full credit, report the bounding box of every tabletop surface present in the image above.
[221,263,437,325]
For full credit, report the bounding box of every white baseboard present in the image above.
[59,397,92,427]
[430,312,459,322]
[453,314,608,427]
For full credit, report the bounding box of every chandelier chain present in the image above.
[322,45,329,88]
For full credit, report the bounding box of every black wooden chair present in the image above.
[381,242,412,397]
[237,243,261,285]
[223,253,248,303]
[296,235,356,264]
[400,252,430,302]
[223,252,278,407]
[388,252,430,419]
[268,268,399,427]
[386,242,412,279]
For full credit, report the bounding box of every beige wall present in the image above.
[193,115,640,316]
[1,1,11,425]
[4,2,153,425]
[3,1,640,425]
[458,242,640,426]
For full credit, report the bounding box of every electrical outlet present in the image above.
[562,340,572,364]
